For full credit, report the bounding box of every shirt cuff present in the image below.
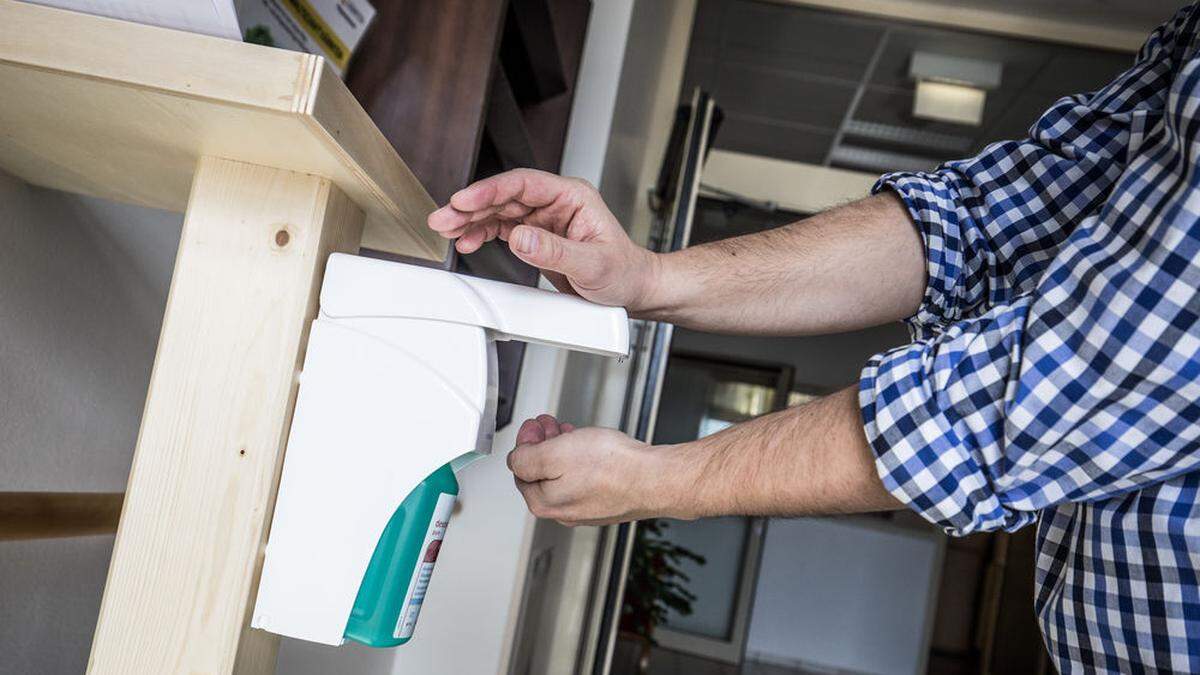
[872,171,964,340]
[858,334,1036,537]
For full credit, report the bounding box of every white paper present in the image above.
[22,0,242,40]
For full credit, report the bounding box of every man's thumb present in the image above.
[509,225,601,281]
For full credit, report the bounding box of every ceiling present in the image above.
[909,0,1186,32]
[683,0,1154,174]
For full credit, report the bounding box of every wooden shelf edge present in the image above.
[0,0,447,263]
[0,0,311,113]
[308,66,446,260]
[0,491,124,541]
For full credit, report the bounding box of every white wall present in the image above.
[745,518,942,675]
[559,0,636,187]
[0,170,182,674]
[599,0,698,247]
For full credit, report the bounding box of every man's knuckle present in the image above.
[544,238,565,265]
[538,485,564,507]
[524,495,542,513]
[512,456,533,479]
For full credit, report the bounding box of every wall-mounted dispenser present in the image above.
[252,253,629,647]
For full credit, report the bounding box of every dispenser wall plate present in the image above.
[251,254,629,646]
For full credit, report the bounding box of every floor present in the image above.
[612,640,836,675]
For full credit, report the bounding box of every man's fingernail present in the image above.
[514,228,538,254]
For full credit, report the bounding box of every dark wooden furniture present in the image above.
[347,0,591,206]
[0,492,122,540]
[346,0,592,428]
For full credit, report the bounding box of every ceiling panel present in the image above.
[714,113,833,165]
[682,54,720,93]
[720,2,885,82]
[714,61,856,128]
[854,87,967,138]
[979,87,1075,143]
[719,40,876,83]
[689,0,730,46]
[686,0,1140,175]
[1029,50,1136,94]
[868,26,1052,91]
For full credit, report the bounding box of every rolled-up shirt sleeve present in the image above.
[861,274,1200,537]
[874,12,1185,338]
[861,195,1200,536]
[860,298,1036,535]
[857,8,1200,537]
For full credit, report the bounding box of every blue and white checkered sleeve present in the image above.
[859,298,1037,535]
[857,5,1200,538]
[872,11,1185,338]
[861,236,1200,536]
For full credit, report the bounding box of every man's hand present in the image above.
[431,173,923,335]
[505,390,901,525]
[507,415,686,526]
[427,169,658,311]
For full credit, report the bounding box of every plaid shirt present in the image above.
[859,6,1200,672]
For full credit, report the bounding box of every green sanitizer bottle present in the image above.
[343,463,459,647]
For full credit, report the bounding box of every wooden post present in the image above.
[87,156,364,675]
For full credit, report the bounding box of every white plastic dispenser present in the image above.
[252,253,629,646]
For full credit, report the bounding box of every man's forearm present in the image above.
[653,386,903,519]
[634,193,927,335]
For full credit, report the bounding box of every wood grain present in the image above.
[87,157,364,675]
[0,492,123,540]
[0,0,444,261]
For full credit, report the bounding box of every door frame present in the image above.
[586,88,717,675]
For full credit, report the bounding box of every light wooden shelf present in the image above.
[0,491,124,541]
[0,3,451,673]
[0,0,447,261]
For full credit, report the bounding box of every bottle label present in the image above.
[394,492,456,639]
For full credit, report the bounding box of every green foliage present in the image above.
[244,25,276,47]
[619,518,706,643]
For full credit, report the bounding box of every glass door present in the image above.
[649,353,793,664]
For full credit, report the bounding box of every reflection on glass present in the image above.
[697,380,777,439]
[696,417,732,439]
[787,390,817,408]
[648,354,790,642]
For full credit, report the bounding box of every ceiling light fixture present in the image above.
[909,52,1002,126]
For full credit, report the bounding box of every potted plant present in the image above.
[618,518,706,673]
